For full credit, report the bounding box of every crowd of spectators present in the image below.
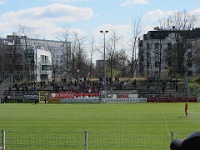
[144,76,180,97]
[51,77,129,94]
[6,76,181,98]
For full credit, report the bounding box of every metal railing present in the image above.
[1,129,189,150]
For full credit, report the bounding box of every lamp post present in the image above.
[100,30,109,97]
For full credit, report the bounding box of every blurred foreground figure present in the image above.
[170,131,200,150]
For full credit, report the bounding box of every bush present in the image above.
[193,76,200,83]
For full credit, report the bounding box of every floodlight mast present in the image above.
[100,30,109,97]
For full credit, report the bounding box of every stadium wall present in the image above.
[147,98,197,102]
[48,97,199,103]
[47,98,147,103]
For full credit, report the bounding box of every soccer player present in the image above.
[185,102,188,116]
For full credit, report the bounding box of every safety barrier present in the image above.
[1,129,180,150]
[50,92,99,99]
[47,98,147,104]
[147,98,197,102]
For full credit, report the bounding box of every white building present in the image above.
[138,29,200,78]
[0,35,71,83]
[25,38,71,81]
[36,49,52,82]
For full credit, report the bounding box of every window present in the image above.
[147,52,150,58]
[155,43,159,49]
[188,60,192,67]
[187,43,192,49]
[44,56,48,63]
[42,65,51,70]
[41,55,49,63]
[54,55,58,59]
[155,53,159,61]
[168,43,172,50]
[155,61,159,67]
[140,55,144,61]
[146,43,150,49]
[147,61,150,67]
[188,71,192,76]
[188,52,192,59]
[40,55,44,63]
[168,60,172,67]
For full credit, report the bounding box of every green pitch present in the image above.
[0,103,200,149]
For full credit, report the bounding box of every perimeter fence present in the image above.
[1,130,189,150]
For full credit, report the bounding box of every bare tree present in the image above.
[0,39,7,79]
[70,32,90,79]
[2,33,24,82]
[106,29,122,80]
[158,10,199,97]
[18,25,38,81]
[58,26,72,82]
[114,49,129,77]
[87,34,96,79]
[162,10,199,76]
[128,16,143,78]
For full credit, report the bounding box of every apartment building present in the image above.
[138,28,200,78]
[24,38,72,81]
[0,35,71,83]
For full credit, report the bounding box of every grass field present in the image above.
[0,102,200,149]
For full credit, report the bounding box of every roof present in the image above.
[144,28,200,40]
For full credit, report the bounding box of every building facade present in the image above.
[24,38,72,81]
[138,29,200,78]
[0,35,71,83]
[36,49,52,82]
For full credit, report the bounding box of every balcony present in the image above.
[41,70,52,75]
[40,60,51,65]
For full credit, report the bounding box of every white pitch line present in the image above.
[162,113,171,139]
